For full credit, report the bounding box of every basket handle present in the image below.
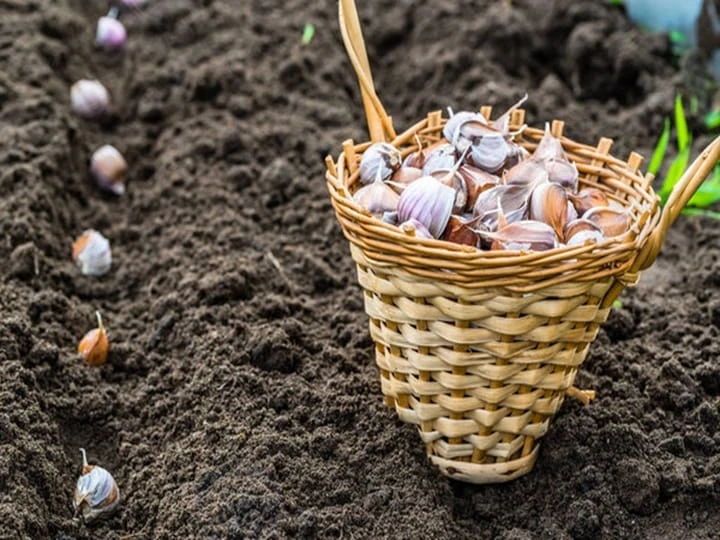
[634,135,720,271]
[338,0,396,142]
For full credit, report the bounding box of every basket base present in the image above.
[429,445,540,484]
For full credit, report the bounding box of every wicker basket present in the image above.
[326,0,720,484]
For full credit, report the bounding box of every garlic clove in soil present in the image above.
[359,142,402,185]
[90,145,127,196]
[78,311,109,367]
[70,80,110,119]
[397,176,455,238]
[74,448,120,522]
[72,229,112,276]
[96,9,127,52]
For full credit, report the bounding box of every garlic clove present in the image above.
[399,218,434,239]
[78,311,109,367]
[563,218,604,244]
[74,448,120,522]
[469,133,509,173]
[443,110,487,147]
[96,11,126,52]
[90,145,127,196]
[458,164,499,211]
[503,158,549,187]
[390,166,423,189]
[472,184,531,225]
[430,169,467,214]
[583,206,630,237]
[70,80,111,119]
[491,94,529,135]
[382,211,399,225]
[528,182,569,239]
[359,142,402,185]
[566,200,578,223]
[502,143,531,171]
[397,176,455,238]
[569,188,610,217]
[352,178,399,216]
[545,157,579,192]
[72,230,112,276]
[440,215,480,247]
[421,143,457,176]
[566,229,605,246]
[533,123,566,162]
[481,220,559,252]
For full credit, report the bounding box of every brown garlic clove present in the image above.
[90,145,127,196]
[503,158,549,187]
[583,207,630,237]
[528,182,569,239]
[481,220,559,252]
[78,312,109,367]
[458,164,499,211]
[440,215,480,247]
[569,188,610,217]
[359,142,402,185]
[564,218,605,245]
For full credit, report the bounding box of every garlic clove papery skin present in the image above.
[72,230,112,277]
[90,145,127,195]
[545,157,579,192]
[397,176,455,238]
[430,169,468,214]
[569,188,610,216]
[96,16,127,51]
[470,135,509,172]
[71,80,110,119]
[533,124,566,162]
[421,144,457,175]
[566,229,606,247]
[583,206,630,237]
[503,158,549,187]
[399,218,434,239]
[352,178,400,216]
[443,111,487,146]
[359,142,402,185]
[74,450,120,522]
[528,182,569,239]
[483,220,559,252]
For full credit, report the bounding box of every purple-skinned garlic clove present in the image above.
[397,176,455,238]
[71,80,110,119]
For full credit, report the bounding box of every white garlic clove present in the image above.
[482,220,559,252]
[503,158,549,187]
[70,80,111,119]
[443,110,487,146]
[359,142,402,185]
[567,200,579,223]
[469,134,509,173]
[397,176,455,238]
[96,13,127,52]
[72,230,112,276]
[545,157,579,192]
[352,179,399,216]
[90,145,127,196]
[430,169,467,214]
[421,143,457,176]
[490,94,529,135]
[533,123,566,162]
[74,449,120,522]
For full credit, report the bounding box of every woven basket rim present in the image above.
[326,108,662,289]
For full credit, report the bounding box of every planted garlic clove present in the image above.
[545,157,579,192]
[421,143,456,175]
[569,188,609,216]
[529,182,569,238]
[71,80,110,119]
[90,145,127,195]
[441,215,480,246]
[352,178,399,216]
[482,220,559,251]
[78,311,109,366]
[96,9,126,52]
[503,158,549,187]
[397,176,455,238]
[564,218,604,244]
[74,448,120,522]
[72,230,112,276]
[359,142,402,185]
[583,206,630,237]
[399,218,433,239]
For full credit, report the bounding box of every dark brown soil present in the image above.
[1,0,719,538]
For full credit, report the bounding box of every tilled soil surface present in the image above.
[1,0,719,538]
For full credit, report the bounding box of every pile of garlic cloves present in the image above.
[352,96,630,252]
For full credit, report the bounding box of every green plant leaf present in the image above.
[680,207,720,220]
[647,118,671,176]
[301,23,315,45]
[608,0,623,5]
[612,299,623,309]
[674,95,690,151]
[688,166,720,208]
[658,146,691,204]
[706,110,720,130]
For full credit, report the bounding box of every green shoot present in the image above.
[688,166,720,207]
[608,0,623,5]
[301,23,315,45]
[612,299,623,309]
[658,147,690,204]
[680,207,720,220]
[647,118,670,176]
[674,95,690,151]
